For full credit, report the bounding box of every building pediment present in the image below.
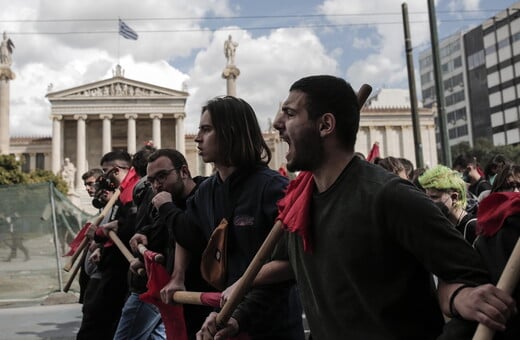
[46,76,188,101]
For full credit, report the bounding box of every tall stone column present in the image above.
[222,35,240,96]
[100,114,113,155]
[222,66,240,96]
[29,153,36,171]
[51,115,63,174]
[150,113,163,149]
[0,66,15,155]
[74,114,87,191]
[125,113,138,155]
[175,114,185,155]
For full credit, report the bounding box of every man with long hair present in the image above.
[156,97,304,339]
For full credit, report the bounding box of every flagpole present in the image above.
[117,18,120,64]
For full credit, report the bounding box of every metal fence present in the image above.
[0,182,93,302]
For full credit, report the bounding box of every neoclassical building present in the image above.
[46,65,190,190]
[357,88,438,167]
[8,82,438,193]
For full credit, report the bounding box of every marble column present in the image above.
[150,113,163,149]
[222,66,240,97]
[29,153,36,171]
[74,114,87,191]
[175,114,185,155]
[0,77,10,154]
[0,64,15,155]
[100,114,113,155]
[125,113,138,155]
[51,115,63,174]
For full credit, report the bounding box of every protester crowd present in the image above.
[69,75,519,340]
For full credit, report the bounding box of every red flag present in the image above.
[277,171,314,252]
[64,222,91,256]
[140,249,188,340]
[366,142,380,163]
[477,192,520,236]
[119,167,140,204]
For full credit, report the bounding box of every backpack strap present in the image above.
[463,218,477,241]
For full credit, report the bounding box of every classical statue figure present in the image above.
[60,158,76,191]
[224,35,238,65]
[0,32,15,65]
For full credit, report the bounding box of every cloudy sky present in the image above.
[1,0,516,136]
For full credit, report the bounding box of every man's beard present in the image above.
[170,180,185,203]
[286,126,324,172]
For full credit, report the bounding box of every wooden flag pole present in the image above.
[472,236,520,340]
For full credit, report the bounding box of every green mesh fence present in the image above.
[0,182,94,301]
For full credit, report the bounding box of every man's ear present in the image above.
[179,165,191,179]
[319,113,335,137]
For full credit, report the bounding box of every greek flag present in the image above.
[119,19,138,40]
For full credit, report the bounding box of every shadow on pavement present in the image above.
[16,319,80,340]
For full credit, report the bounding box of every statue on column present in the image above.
[224,35,238,65]
[0,32,14,66]
[60,157,76,192]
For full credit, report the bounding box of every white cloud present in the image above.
[447,0,481,12]
[352,37,374,50]
[318,0,432,90]
[184,28,338,133]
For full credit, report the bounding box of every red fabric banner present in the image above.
[64,222,90,256]
[139,249,188,340]
[119,167,140,205]
[277,171,314,252]
[366,142,380,163]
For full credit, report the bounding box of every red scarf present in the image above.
[277,171,314,252]
[477,192,520,236]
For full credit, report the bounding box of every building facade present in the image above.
[419,32,474,148]
[481,3,520,146]
[46,65,188,191]
[419,1,520,148]
[356,88,438,168]
[9,137,52,173]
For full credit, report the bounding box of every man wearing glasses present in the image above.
[128,148,212,340]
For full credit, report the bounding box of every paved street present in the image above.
[0,303,81,340]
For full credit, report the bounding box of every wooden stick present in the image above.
[173,291,220,307]
[137,243,165,264]
[63,188,121,271]
[174,291,205,305]
[63,237,88,272]
[473,236,520,340]
[216,220,283,327]
[215,83,373,329]
[107,230,145,276]
[356,84,373,108]
[63,245,88,293]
